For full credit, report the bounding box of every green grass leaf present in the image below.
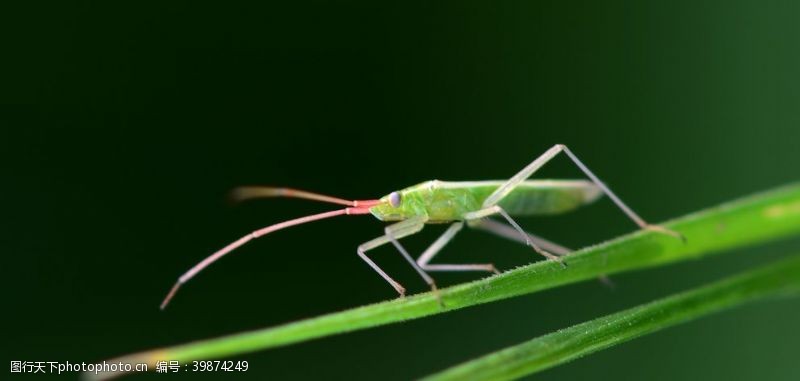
[89,183,800,380]
[421,253,800,381]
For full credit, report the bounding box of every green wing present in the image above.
[450,180,602,216]
[498,180,602,215]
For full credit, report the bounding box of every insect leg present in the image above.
[357,220,426,297]
[469,218,570,255]
[482,144,563,208]
[471,218,615,286]
[482,144,683,240]
[464,206,565,266]
[416,222,498,274]
[383,216,442,296]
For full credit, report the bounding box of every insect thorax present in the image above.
[370,181,484,222]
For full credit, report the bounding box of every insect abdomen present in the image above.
[434,180,602,217]
[497,181,602,215]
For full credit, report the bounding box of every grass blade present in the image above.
[421,253,800,381]
[89,183,800,380]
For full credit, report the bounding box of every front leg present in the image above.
[383,216,440,293]
[357,217,427,297]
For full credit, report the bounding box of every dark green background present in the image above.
[4,1,800,380]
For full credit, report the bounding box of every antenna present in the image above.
[230,186,379,207]
[160,192,382,310]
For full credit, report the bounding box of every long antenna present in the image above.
[230,186,378,207]
[160,201,380,310]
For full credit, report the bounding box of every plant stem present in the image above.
[88,183,800,380]
[421,253,800,381]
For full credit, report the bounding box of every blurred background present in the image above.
[3,1,800,380]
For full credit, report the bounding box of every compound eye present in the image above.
[389,191,401,207]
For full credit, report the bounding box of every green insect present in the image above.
[160,144,681,309]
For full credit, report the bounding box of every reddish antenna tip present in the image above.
[160,282,182,311]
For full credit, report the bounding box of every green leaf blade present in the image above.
[421,254,800,381]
